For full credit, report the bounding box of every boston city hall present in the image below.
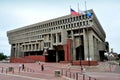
[7,9,109,65]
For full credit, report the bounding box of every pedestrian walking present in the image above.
[19,64,22,72]
[22,64,25,71]
[41,64,44,71]
[38,61,41,65]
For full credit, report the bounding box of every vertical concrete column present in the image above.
[83,29,88,60]
[11,45,15,57]
[15,43,18,57]
[30,44,31,51]
[63,45,68,61]
[72,30,76,60]
[28,44,30,51]
[51,34,53,49]
[17,43,20,57]
[39,42,41,50]
[31,44,33,51]
[67,39,72,62]
[41,41,44,50]
[89,31,94,60]
[94,38,98,60]
[56,49,58,62]
[25,45,26,51]
[35,43,36,51]
[56,33,58,44]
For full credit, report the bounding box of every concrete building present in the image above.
[7,9,109,64]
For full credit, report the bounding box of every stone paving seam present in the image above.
[0,73,47,80]
[62,76,75,80]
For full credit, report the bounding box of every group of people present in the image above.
[18,61,44,72]
[66,63,85,73]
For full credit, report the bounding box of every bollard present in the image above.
[12,68,14,74]
[19,67,20,73]
[83,74,85,80]
[27,68,29,72]
[66,71,67,77]
[6,68,7,74]
[73,73,75,79]
[70,72,71,78]
[24,67,26,71]
[61,69,63,75]
[89,77,91,80]
[30,69,31,72]
[76,73,78,80]
[1,67,3,73]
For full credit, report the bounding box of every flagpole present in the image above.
[85,0,87,12]
[78,3,83,70]
[85,0,90,66]
[70,5,73,65]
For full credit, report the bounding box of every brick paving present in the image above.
[0,61,120,80]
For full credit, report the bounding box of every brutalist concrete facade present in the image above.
[7,9,109,63]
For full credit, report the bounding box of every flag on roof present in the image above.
[70,8,79,16]
[79,9,85,15]
[86,11,92,17]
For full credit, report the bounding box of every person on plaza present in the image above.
[82,67,86,73]
[67,63,71,71]
[19,64,22,72]
[22,64,25,71]
[41,64,44,71]
[38,61,41,65]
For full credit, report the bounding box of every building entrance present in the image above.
[46,50,64,62]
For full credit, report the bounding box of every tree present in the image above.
[0,53,8,60]
[118,54,120,59]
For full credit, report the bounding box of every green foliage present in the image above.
[0,53,8,60]
[118,54,120,59]
[104,56,108,61]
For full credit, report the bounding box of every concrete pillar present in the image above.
[89,31,94,60]
[72,33,76,60]
[31,44,33,51]
[67,39,72,62]
[83,29,88,60]
[35,43,37,51]
[56,50,58,62]
[15,43,18,57]
[63,45,68,61]
[11,45,15,57]
[70,30,76,61]
[18,43,21,57]
[56,33,58,44]
[39,43,41,50]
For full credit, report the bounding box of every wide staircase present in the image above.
[10,57,35,63]
[114,65,120,73]
[85,61,119,72]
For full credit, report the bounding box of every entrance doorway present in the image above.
[46,50,64,62]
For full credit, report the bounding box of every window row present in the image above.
[11,20,92,40]
[34,15,91,29]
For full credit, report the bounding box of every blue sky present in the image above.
[0,0,120,56]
